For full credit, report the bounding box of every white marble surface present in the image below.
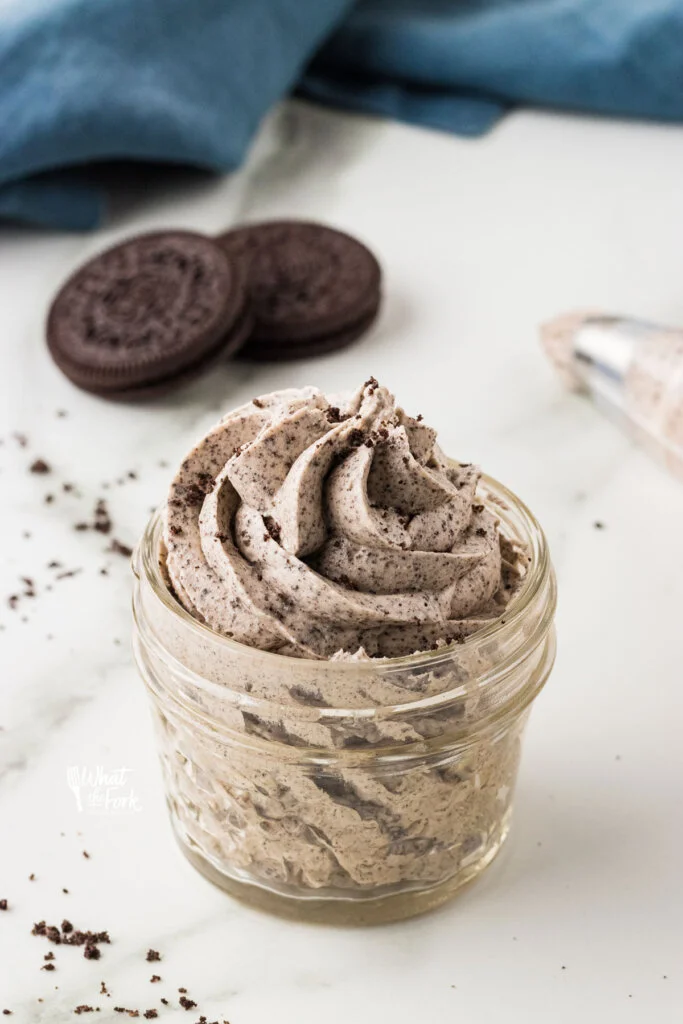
[1,100,683,1023]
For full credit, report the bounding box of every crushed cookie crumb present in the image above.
[145,950,161,963]
[30,459,51,474]
[109,540,133,558]
[263,516,281,544]
[93,500,112,534]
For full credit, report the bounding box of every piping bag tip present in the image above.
[540,309,601,391]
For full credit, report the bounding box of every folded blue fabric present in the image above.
[302,0,683,134]
[0,0,353,229]
[3,0,683,230]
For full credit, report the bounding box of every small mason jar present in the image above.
[132,475,556,924]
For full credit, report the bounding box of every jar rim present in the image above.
[133,473,556,717]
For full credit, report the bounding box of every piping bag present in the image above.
[541,311,683,481]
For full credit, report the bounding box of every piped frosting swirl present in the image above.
[164,380,524,658]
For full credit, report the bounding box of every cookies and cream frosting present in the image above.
[164,379,523,659]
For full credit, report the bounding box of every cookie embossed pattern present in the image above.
[47,231,253,397]
[45,221,383,400]
[132,381,557,923]
[217,221,382,361]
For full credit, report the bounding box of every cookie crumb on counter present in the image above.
[109,539,133,558]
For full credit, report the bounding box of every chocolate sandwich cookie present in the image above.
[47,231,252,397]
[216,221,381,360]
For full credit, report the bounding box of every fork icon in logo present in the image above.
[66,766,83,812]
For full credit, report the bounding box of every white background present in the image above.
[0,100,682,1022]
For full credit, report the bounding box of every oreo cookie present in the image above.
[216,221,381,361]
[47,231,251,397]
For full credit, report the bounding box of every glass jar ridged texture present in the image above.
[132,475,556,924]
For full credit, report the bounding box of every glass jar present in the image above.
[132,475,556,924]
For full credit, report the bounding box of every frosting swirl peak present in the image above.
[164,380,523,658]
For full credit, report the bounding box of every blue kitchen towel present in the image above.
[0,0,353,230]
[3,0,683,230]
[301,0,683,136]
